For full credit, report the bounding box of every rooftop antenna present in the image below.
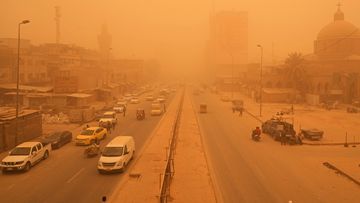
[54,6,61,44]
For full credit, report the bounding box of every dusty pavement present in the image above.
[109,91,182,202]
[227,92,360,144]
[192,90,360,203]
[170,90,217,203]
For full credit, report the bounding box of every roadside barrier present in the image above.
[159,88,185,203]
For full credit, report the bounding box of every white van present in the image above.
[97,136,135,173]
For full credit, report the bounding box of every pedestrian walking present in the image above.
[280,132,286,145]
[106,121,111,134]
[239,108,243,116]
[123,106,126,117]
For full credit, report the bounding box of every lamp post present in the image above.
[257,44,263,117]
[15,19,30,145]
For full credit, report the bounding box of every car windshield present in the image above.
[103,114,114,118]
[10,147,31,156]
[102,147,124,157]
[81,130,94,135]
[46,132,61,139]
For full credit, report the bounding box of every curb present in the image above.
[190,93,223,203]
[108,91,182,202]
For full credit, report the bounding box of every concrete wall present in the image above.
[0,111,42,151]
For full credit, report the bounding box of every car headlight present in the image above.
[98,162,102,167]
[117,161,123,166]
[15,161,24,165]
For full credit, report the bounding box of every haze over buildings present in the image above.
[1,0,360,75]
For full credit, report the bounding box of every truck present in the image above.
[261,118,296,141]
[0,141,51,172]
[232,99,244,112]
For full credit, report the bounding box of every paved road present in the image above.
[192,90,360,203]
[0,93,174,203]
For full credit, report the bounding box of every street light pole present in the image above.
[231,53,234,99]
[257,45,263,117]
[15,20,30,145]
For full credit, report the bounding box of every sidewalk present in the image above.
[226,92,360,145]
[109,91,182,203]
[170,91,217,203]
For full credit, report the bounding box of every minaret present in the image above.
[54,6,61,44]
[97,24,112,60]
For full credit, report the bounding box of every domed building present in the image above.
[314,6,360,60]
[305,5,360,104]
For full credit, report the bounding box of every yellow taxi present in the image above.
[75,127,107,145]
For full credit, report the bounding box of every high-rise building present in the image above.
[207,11,248,90]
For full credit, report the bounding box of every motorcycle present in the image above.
[84,143,100,158]
[251,130,261,142]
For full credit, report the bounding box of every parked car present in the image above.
[38,131,72,149]
[75,127,107,145]
[300,128,324,140]
[0,142,51,172]
[262,118,296,141]
[97,136,135,173]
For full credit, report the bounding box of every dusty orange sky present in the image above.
[1,0,359,75]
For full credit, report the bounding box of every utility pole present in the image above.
[16,20,30,145]
[257,45,263,117]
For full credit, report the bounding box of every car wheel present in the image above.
[24,162,31,172]
[43,151,49,160]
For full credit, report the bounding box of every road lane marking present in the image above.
[66,168,85,184]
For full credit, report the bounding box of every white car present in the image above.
[157,96,166,103]
[1,142,51,172]
[98,136,135,173]
[130,97,140,104]
[145,95,154,101]
[151,103,164,116]
[99,111,117,125]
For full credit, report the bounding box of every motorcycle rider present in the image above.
[252,126,261,140]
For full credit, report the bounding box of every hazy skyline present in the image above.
[1,0,360,73]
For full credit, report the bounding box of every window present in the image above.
[31,147,37,154]
[36,143,42,151]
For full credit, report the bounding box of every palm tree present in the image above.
[284,52,309,102]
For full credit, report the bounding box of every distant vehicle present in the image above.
[38,131,72,149]
[262,119,296,141]
[151,103,163,116]
[75,127,107,145]
[145,95,154,101]
[221,95,231,102]
[300,128,324,140]
[200,103,207,113]
[98,136,135,173]
[123,94,132,102]
[113,102,126,113]
[157,96,166,103]
[99,111,117,125]
[130,97,140,104]
[232,100,244,112]
[1,142,51,172]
